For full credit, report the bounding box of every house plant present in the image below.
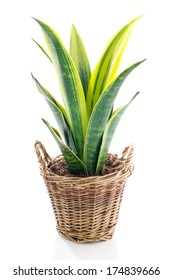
[32,17,145,243]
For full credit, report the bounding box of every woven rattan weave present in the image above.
[35,141,134,243]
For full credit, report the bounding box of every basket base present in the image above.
[56,224,116,244]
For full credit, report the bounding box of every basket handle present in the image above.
[120,144,134,169]
[34,140,51,171]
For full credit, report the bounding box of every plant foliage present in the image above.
[32,17,145,176]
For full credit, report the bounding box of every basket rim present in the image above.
[44,156,134,186]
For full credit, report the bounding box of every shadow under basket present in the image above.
[35,141,134,243]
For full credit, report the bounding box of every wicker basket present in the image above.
[35,141,134,243]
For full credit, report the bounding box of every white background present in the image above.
[0,0,173,278]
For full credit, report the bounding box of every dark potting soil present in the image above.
[48,154,123,177]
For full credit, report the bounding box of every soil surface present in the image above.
[48,154,123,177]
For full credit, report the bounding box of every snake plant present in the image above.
[32,17,145,176]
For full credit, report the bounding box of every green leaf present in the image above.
[42,119,88,175]
[33,18,88,159]
[86,17,141,115]
[96,92,139,174]
[31,73,67,118]
[70,24,91,96]
[31,38,52,63]
[83,60,145,175]
[32,74,76,153]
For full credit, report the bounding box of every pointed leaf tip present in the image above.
[134,15,144,21]
[32,38,53,63]
[32,17,39,22]
[31,72,34,79]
